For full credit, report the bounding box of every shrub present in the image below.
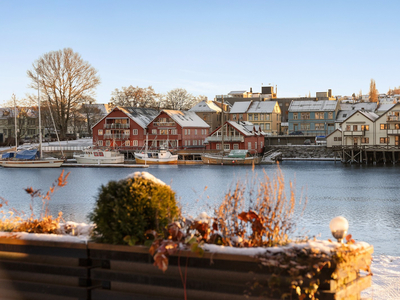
[89,172,180,245]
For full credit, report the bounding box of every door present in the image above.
[353,137,358,146]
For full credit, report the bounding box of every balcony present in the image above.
[103,134,130,140]
[206,135,244,142]
[387,116,400,122]
[104,123,130,129]
[153,122,175,127]
[388,129,400,135]
[344,131,364,136]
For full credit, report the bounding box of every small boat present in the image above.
[0,149,64,168]
[201,150,261,165]
[134,147,178,165]
[73,147,125,164]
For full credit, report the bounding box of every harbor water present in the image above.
[0,161,400,256]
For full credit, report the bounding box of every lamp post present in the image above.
[329,216,349,243]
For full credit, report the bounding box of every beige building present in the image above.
[189,100,222,133]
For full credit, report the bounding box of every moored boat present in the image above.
[201,150,261,165]
[0,149,64,168]
[134,147,178,164]
[73,147,125,164]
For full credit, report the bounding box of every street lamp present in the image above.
[329,216,349,243]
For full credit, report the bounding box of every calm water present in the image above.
[1,161,399,256]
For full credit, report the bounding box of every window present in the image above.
[124,130,130,135]
[28,129,36,135]
[125,140,130,146]
[328,112,334,119]
[380,137,389,143]
[255,142,257,150]
[353,125,358,131]
[132,129,138,135]
[361,138,369,143]
[193,140,197,146]
[260,123,264,130]
[233,144,239,150]
[98,140,103,146]
[248,114,253,121]
[247,142,251,149]
[106,140,110,147]
[265,123,270,130]
[152,129,157,134]
[232,114,237,121]
[105,130,111,135]
[254,114,258,121]
[98,129,103,136]
[224,144,230,150]
[260,114,264,121]
[380,124,387,130]
[293,113,298,120]
[315,123,324,130]
[216,144,220,150]
[188,129,190,135]
[239,114,243,120]
[346,125,350,131]
[301,113,310,119]
[195,129,197,135]
[27,119,36,125]
[361,125,369,131]
[301,123,310,130]
[160,129,168,135]
[334,137,342,141]
[265,114,270,121]
[133,140,138,146]
[315,112,324,119]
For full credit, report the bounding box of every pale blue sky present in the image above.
[1,0,399,105]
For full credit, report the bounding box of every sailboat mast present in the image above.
[13,94,17,150]
[221,95,224,154]
[38,74,42,159]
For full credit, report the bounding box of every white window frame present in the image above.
[98,140,103,146]
[98,129,103,136]
[132,129,138,135]
[133,140,138,146]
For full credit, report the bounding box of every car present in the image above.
[304,139,311,145]
[289,131,304,135]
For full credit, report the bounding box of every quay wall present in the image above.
[266,145,335,159]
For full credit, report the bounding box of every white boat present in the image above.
[73,147,125,164]
[134,148,178,164]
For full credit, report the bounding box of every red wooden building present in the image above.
[205,121,265,154]
[91,107,210,150]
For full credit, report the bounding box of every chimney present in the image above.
[328,89,332,98]
[250,87,252,93]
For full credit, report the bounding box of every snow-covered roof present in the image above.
[339,102,377,112]
[340,110,379,124]
[227,121,261,136]
[230,101,252,113]
[189,100,222,113]
[120,107,160,129]
[162,110,210,128]
[247,101,277,113]
[288,100,338,112]
[376,103,395,114]
[228,90,246,95]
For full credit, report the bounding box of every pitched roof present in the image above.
[288,100,338,112]
[162,110,210,128]
[226,121,261,136]
[230,101,252,113]
[228,91,246,95]
[120,107,160,128]
[189,100,222,113]
[247,101,277,113]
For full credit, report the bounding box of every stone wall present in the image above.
[266,145,335,159]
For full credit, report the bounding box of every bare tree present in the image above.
[369,79,378,103]
[388,86,400,96]
[79,96,104,137]
[160,88,199,110]
[110,86,158,107]
[27,48,100,140]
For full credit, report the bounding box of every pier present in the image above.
[333,145,400,164]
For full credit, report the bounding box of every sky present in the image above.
[1,0,400,106]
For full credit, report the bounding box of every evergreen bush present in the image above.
[89,172,179,245]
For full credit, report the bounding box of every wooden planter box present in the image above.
[0,238,373,300]
[88,243,373,300]
[0,238,90,300]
